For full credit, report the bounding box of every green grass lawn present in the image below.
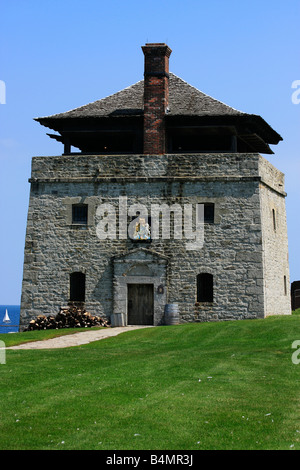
[0,315,300,450]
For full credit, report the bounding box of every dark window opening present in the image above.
[284,276,287,296]
[72,204,88,225]
[204,203,214,224]
[197,273,213,302]
[169,134,233,153]
[272,209,276,231]
[69,132,141,154]
[197,203,215,224]
[70,272,86,302]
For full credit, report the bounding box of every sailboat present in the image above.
[3,309,11,323]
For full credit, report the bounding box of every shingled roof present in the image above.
[36,73,245,120]
[35,73,282,148]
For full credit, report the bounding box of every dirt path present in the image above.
[7,325,153,350]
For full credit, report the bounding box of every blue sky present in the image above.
[0,0,299,304]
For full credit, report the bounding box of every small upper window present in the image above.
[197,204,215,224]
[72,204,88,225]
[204,203,214,224]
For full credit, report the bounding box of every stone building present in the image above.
[19,43,291,330]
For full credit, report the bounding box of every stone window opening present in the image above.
[203,203,215,224]
[70,272,86,302]
[72,204,88,225]
[284,275,287,296]
[272,209,276,231]
[197,273,213,302]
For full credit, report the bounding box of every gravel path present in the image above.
[7,326,153,350]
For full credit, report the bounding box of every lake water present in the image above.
[0,305,20,333]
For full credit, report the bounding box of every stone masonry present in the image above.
[19,151,291,330]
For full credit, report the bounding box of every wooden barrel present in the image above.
[164,304,180,325]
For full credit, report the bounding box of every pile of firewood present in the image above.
[24,305,110,331]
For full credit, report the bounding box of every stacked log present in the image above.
[25,305,110,331]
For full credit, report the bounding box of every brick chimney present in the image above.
[142,43,172,154]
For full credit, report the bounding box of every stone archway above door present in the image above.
[112,247,169,326]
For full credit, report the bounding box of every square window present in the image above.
[72,204,88,225]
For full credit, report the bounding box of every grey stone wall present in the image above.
[20,153,291,330]
[258,156,291,315]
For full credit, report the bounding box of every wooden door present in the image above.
[127,284,154,325]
